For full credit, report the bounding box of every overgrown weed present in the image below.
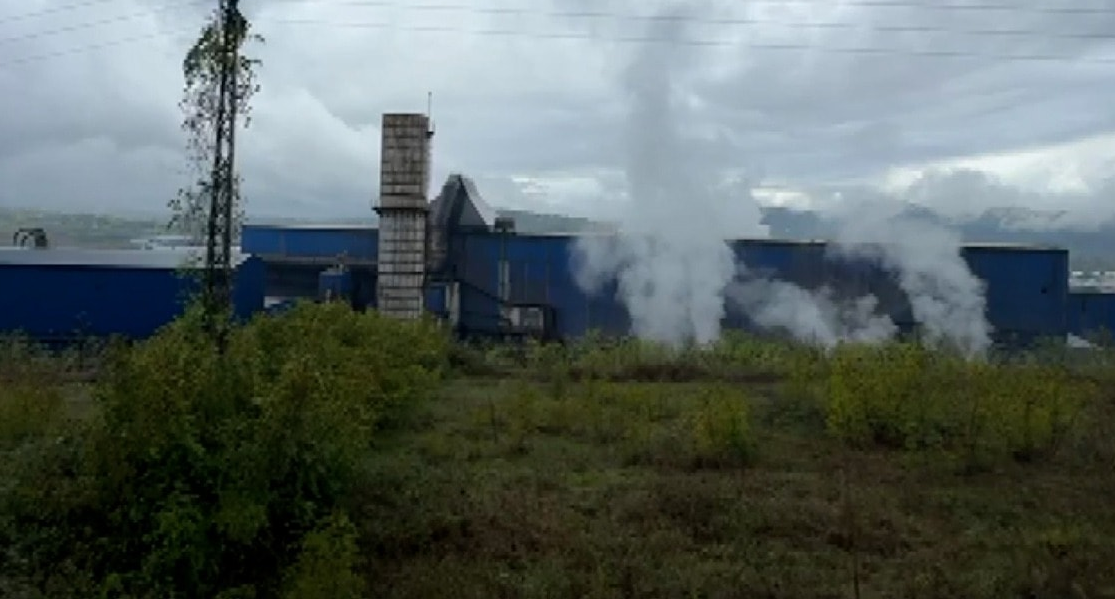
[823,342,1098,468]
[0,302,449,598]
[5,321,1115,598]
[493,334,1106,469]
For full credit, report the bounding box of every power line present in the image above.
[0,0,123,24]
[259,17,1115,62]
[7,2,1115,47]
[7,0,1110,24]
[5,0,1115,31]
[4,0,1113,47]
[0,29,192,67]
[316,0,1115,17]
[3,8,1115,69]
[265,15,1115,43]
[0,0,199,24]
[0,0,207,46]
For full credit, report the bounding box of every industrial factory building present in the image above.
[0,112,1110,346]
[0,248,264,342]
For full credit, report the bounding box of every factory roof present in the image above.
[242,223,376,231]
[960,242,1064,252]
[1069,287,1115,294]
[505,233,1063,251]
[236,222,1065,253]
[0,247,252,269]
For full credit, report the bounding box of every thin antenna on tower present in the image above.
[426,91,435,136]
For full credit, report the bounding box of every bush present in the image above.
[824,342,1096,464]
[683,384,756,468]
[517,332,809,384]
[488,376,756,471]
[0,302,449,598]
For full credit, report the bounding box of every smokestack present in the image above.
[375,113,433,319]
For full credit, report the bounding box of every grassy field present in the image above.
[358,347,1115,598]
[2,310,1115,598]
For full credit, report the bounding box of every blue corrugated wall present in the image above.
[448,233,1069,343]
[1068,292,1115,339]
[961,246,1068,343]
[729,240,916,334]
[227,224,1078,344]
[0,257,265,341]
[241,224,377,260]
[449,233,629,337]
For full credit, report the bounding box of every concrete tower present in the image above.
[375,113,433,319]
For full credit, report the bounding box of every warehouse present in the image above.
[242,112,1083,347]
[0,247,265,342]
[1067,290,1115,341]
[0,111,1111,347]
[243,221,1072,346]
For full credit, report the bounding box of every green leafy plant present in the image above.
[0,302,448,597]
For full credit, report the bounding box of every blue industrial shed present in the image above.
[0,175,1098,347]
[243,213,1075,346]
[962,244,1069,344]
[242,224,378,307]
[1067,291,1115,340]
[0,248,265,342]
[234,170,1090,347]
[433,232,1070,344]
[240,224,377,261]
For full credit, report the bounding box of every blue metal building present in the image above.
[434,232,1069,345]
[3,109,1099,347]
[0,248,265,342]
[240,177,1075,346]
[241,224,378,308]
[0,175,1097,347]
[962,244,1069,344]
[1067,291,1115,340]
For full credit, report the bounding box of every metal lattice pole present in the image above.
[203,0,241,345]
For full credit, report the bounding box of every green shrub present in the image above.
[685,384,755,468]
[282,511,365,599]
[495,378,756,470]
[0,302,449,598]
[0,381,65,451]
[824,342,1096,463]
[515,332,805,384]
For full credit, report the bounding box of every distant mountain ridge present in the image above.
[496,204,1115,268]
[5,204,1115,268]
[758,204,1115,264]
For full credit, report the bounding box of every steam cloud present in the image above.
[572,3,993,354]
[826,196,992,356]
[727,278,898,349]
[573,5,765,346]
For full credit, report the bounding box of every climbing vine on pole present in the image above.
[169,0,263,343]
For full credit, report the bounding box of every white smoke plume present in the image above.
[571,2,991,355]
[826,196,992,356]
[727,277,898,349]
[572,3,766,346]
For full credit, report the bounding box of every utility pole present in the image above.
[203,0,242,343]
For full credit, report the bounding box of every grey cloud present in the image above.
[1,0,1115,221]
[0,137,183,215]
[692,0,1115,180]
[536,0,1115,187]
[806,167,1115,232]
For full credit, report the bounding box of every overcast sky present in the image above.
[1,0,1114,224]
